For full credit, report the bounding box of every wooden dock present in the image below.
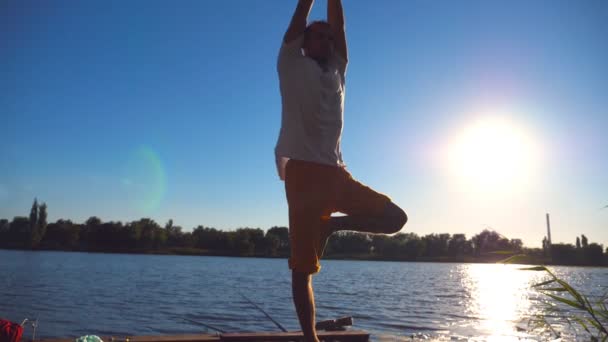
[34,330,370,342]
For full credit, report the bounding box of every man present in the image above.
[275,1,408,341]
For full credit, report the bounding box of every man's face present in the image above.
[303,23,334,61]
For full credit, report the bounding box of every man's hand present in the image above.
[328,0,348,62]
[284,0,314,44]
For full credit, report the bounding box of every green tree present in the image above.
[193,226,229,251]
[266,226,289,255]
[436,233,451,256]
[472,229,508,255]
[9,216,30,248]
[550,243,577,265]
[126,220,143,247]
[179,231,195,248]
[28,198,38,247]
[0,219,9,247]
[30,202,48,248]
[510,238,523,252]
[135,218,161,250]
[228,228,263,256]
[327,232,371,255]
[371,234,404,259]
[154,225,167,249]
[38,203,48,235]
[237,228,266,255]
[473,234,484,256]
[95,221,127,251]
[583,243,604,266]
[165,219,183,247]
[403,233,425,259]
[42,219,80,250]
[83,216,103,249]
[371,233,424,260]
[262,233,279,256]
[448,234,467,257]
[423,233,449,257]
[576,236,581,249]
[581,234,588,248]
[29,198,38,232]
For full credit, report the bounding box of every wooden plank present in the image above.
[125,334,220,342]
[220,330,369,342]
[33,330,369,342]
[34,334,220,342]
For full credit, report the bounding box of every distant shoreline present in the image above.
[3,206,606,268]
[2,247,605,268]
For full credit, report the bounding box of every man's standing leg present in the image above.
[292,272,319,342]
[285,160,337,342]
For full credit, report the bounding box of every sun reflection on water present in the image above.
[462,264,541,341]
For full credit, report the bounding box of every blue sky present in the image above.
[2,0,607,247]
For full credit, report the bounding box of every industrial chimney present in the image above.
[546,213,552,245]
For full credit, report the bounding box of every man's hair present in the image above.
[304,20,331,41]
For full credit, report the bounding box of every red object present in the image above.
[0,319,23,342]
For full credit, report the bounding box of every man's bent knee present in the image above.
[383,202,407,234]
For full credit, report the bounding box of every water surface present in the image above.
[1,250,606,340]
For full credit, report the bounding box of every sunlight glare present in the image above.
[463,264,538,341]
[446,115,539,195]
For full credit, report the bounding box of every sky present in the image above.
[1,0,607,248]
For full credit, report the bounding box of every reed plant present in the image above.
[523,265,607,341]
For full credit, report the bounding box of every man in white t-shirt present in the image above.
[276,1,408,341]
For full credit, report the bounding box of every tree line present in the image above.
[546,234,607,266]
[0,199,606,266]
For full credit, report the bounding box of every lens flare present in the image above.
[122,146,167,215]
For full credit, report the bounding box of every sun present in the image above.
[446,116,539,194]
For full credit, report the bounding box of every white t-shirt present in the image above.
[275,35,348,180]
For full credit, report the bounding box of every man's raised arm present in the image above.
[284,0,314,44]
[328,0,348,62]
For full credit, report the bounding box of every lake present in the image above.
[1,250,607,340]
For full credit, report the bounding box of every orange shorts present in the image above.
[285,159,391,274]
